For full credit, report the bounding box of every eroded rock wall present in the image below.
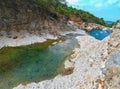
[103,19,120,89]
[108,20,120,55]
[0,0,70,34]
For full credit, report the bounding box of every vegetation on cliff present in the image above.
[35,0,106,25]
[0,0,111,32]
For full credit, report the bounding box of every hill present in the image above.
[105,21,114,24]
[0,0,107,33]
[35,0,106,25]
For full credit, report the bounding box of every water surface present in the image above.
[0,39,79,89]
[89,29,110,40]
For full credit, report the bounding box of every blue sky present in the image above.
[66,0,120,21]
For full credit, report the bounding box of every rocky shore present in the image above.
[103,20,120,89]
[0,1,119,89]
[67,21,108,31]
[0,19,118,89]
[108,28,120,54]
[0,29,58,49]
[13,20,120,89]
[13,34,110,89]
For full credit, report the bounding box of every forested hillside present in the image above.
[0,0,108,32]
[35,0,106,25]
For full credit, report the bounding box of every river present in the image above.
[0,35,79,89]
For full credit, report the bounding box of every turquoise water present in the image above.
[89,29,110,40]
[0,39,79,89]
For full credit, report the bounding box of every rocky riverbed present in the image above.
[0,29,58,49]
[0,19,119,89]
[13,34,110,89]
[0,22,119,89]
[103,20,120,89]
[0,24,119,89]
[0,0,119,89]
[13,20,120,89]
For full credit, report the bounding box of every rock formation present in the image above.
[108,19,120,55]
[13,20,120,89]
[13,34,110,89]
[103,19,120,89]
[0,0,71,34]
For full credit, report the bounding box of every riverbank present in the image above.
[12,20,120,89]
[0,21,119,89]
[0,37,80,89]
[0,28,86,89]
[0,30,58,49]
[0,28,87,49]
[13,34,110,89]
[0,26,113,89]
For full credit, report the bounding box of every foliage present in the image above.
[34,0,106,26]
[105,23,114,27]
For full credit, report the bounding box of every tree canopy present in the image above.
[34,0,108,26]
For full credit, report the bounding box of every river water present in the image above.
[88,29,110,40]
[0,29,111,89]
[0,36,79,89]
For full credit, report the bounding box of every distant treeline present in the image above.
[35,0,112,27]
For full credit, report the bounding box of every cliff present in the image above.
[0,0,70,33]
[103,19,120,89]
[0,0,108,34]
[108,19,120,54]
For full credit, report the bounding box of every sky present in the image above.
[66,0,120,21]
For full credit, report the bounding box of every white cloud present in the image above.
[66,0,120,21]
[94,3,103,8]
[67,0,120,9]
[108,0,118,4]
[66,0,78,4]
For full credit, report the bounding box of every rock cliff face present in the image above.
[0,0,75,49]
[103,19,120,89]
[0,0,108,34]
[108,20,120,54]
[0,0,70,33]
[79,22,105,31]
[67,21,107,31]
[115,19,120,29]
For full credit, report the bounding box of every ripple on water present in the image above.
[89,29,110,40]
[0,39,79,89]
